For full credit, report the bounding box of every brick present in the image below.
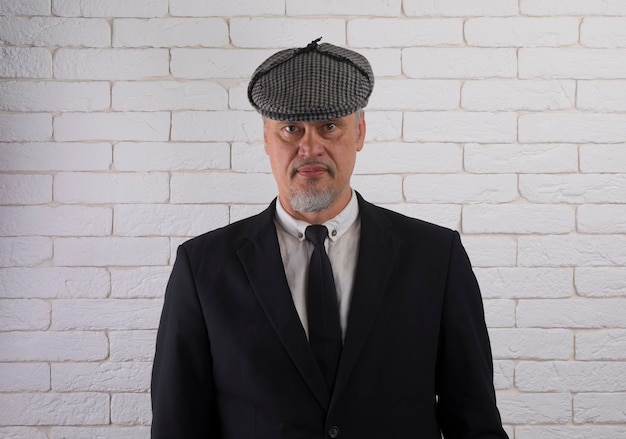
[520,235,626,267]
[464,143,578,173]
[404,0,518,16]
[52,298,163,330]
[578,80,626,111]
[581,18,626,47]
[0,237,52,268]
[348,18,462,47]
[520,174,626,203]
[352,175,403,203]
[404,112,516,142]
[52,362,151,392]
[0,331,107,361]
[578,204,626,233]
[493,360,514,389]
[54,112,170,142]
[489,328,573,360]
[364,111,402,141]
[516,361,626,392]
[483,299,516,328]
[368,80,460,111]
[575,393,626,423]
[462,80,575,111]
[0,47,51,78]
[54,49,169,80]
[0,267,109,299]
[114,204,229,236]
[378,203,461,230]
[576,267,626,297]
[287,0,401,16]
[54,172,168,203]
[580,144,626,172]
[232,142,270,173]
[521,112,626,142]
[0,363,49,392]
[517,299,626,328]
[230,205,269,223]
[172,111,262,142]
[0,393,109,425]
[577,330,626,360]
[112,393,152,425]
[171,172,278,204]
[463,204,574,234]
[171,48,273,79]
[114,18,227,47]
[0,174,52,205]
[115,142,230,171]
[228,81,253,110]
[0,0,49,15]
[109,330,157,361]
[0,299,50,330]
[53,0,168,17]
[474,268,573,299]
[461,236,517,267]
[0,17,109,47]
[520,0,626,16]
[497,393,571,424]
[112,81,227,111]
[404,174,517,203]
[0,427,48,439]
[519,48,626,79]
[355,143,462,174]
[0,113,52,142]
[403,48,516,79]
[110,267,170,298]
[465,18,578,47]
[54,237,169,267]
[170,0,283,16]
[0,142,111,172]
[517,426,626,439]
[0,81,109,112]
[0,206,111,236]
[231,17,345,48]
[357,49,401,77]
[51,427,151,438]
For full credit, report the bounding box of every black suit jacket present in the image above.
[151,194,507,438]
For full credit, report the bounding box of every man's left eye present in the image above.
[324,123,336,131]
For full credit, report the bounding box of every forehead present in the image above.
[264,114,353,126]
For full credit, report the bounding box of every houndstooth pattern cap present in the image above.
[248,38,374,122]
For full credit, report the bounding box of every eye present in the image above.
[324,123,336,131]
[283,125,298,133]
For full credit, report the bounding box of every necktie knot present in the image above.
[305,225,328,246]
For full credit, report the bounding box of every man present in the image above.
[151,39,508,438]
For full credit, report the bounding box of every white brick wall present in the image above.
[1,2,626,436]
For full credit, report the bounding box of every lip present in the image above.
[296,165,328,179]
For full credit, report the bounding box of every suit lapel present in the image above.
[331,195,402,405]
[236,201,331,410]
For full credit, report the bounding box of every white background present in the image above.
[1,0,626,437]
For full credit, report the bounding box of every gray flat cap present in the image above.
[248,38,374,121]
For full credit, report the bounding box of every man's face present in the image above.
[263,112,366,220]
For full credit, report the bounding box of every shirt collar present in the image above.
[275,190,360,242]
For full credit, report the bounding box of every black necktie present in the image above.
[305,225,342,391]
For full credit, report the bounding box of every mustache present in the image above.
[291,160,334,178]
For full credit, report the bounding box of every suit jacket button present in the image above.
[327,426,340,438]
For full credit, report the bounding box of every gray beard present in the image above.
[289,187,334,213]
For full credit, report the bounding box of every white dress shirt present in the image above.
[274,191,361,340]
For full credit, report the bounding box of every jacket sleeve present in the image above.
[436,231,508,439]
[151,245,219,438]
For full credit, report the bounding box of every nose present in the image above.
[297,129,324,158]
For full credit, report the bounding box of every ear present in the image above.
[263,125,270,154]
[356,112,366,152]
